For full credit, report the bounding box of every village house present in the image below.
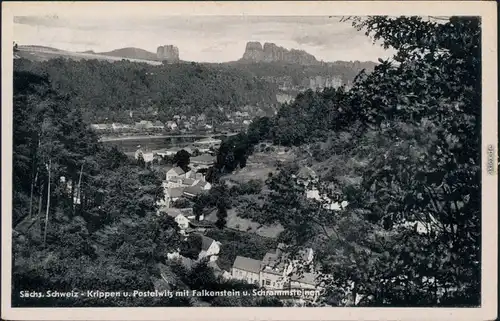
[304,186,349,211]
[231,256,261,285]
[290,273,319,291]
[230,244,318,292]
[183,121,193,130]
[190,154,216,170]
[173,115,181,121]
[158,186,184,209]
[91,124,112,131]
[296,166,349,211]
[185,170,206,181]
[198,235,221,262]
[135,120,154,130]
[152,121,165,130]
[183,184,205,198]
[166,167,186,181]
[156,147,183,157]
[187,220,214,234]
[294,166,319,187]
[111,123,128,131]
[259,246,289,290]
[134,148,154,163]
[165,121,178,131]
[197,114,207,122]
[195,180,212,191]
[164,208,190,231]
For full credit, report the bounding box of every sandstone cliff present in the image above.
[157,45,180,62]
[240,42,318,65]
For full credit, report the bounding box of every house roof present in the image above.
[164,147,181,153]
[262,251,279,267]
[165,208,183,218]
[188,220,214,228]
[261,249,286,274]
[291,272,317,286]
[194,180,210,189]
[169,167,185,175]
[183,185,204,197]
[168,187,185,198]
[153,121,164,126]
[180,208,194,215]
[182,178,196,186]
[200,235,216,251]
[232,256,262,274]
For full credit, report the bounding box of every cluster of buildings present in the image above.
[90,109,258,135]
[295,166,349,211]
[159,164,213,209]
[262,75,346,93]
[231,244,321,296]
[134,137,221,164]
[90,114,213,133]
[154,165,329,303]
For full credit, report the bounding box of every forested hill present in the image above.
[95,47,160,61]
[13,58,279,124]
[222,61,377,87]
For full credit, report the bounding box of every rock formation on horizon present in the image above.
[157,45,180,62]
[240,41,318,65]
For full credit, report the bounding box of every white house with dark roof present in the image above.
[190,154,216,169]
[160,187,185,208]
[152,121,165,130]
[166,167,186,181]
[164,208,190,230]
[165,121,178,130]
[194,180,211,191]
[198,235,221,262]
[231,256,261,285]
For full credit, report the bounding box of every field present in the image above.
[224,145,297,184]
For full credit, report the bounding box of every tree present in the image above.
[136,152,146,168]
[215,200,228,229]
[258,16,481,307]
[180,234,203,260]
[173,149,191,172]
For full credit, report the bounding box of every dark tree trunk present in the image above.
[43,159,52,246]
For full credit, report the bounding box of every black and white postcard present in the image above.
[1,1,497,320]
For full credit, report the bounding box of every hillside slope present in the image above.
[14,58,279,123]
[96,47,159,61]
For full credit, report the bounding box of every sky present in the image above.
[13,15,395,63]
